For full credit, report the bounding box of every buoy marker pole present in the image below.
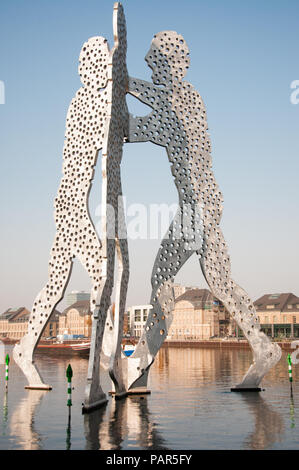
[66,364,73,450]
[5,354,9,391]
[287,353,293,397]
[66,364,73,407]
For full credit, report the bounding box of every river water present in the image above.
[0,345,298,450]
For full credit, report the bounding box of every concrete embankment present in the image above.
[163,339,295,351]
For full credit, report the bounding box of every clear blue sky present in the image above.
[1,0,299,313]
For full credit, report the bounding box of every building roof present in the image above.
[62,300,91,316]
[0,307,29,321]
[175,288,218,308]
[254,293,299,312]
[0,307,61,322]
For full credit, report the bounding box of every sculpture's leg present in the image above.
[108,237,129,398]
[13,244,73,390]
[82,238,115,413]
[100,190,129,397]
[101,305,115,371]
[82,304,109,413]
[199,228,281,390]
[126,209,196,392]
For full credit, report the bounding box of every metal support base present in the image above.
[109,388,151,396]
[82,397,108,414]
[25,385,52,391]
[128,388,151,395]
[231,387,262,392]
[114,391,129,400]
[108,390,129,398]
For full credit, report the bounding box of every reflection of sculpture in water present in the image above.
[84,405,108,450]
[13,3,129,411]
[10,390,46,450]
[125,31,281,392]
[127,396,167,450]
[241,393,284,450]
[84,397,167,450]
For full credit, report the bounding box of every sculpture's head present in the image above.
[145,31,190,85]
[78,36,110,88]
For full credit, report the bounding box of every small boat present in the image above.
[123,344,135,357]
[70,342,90,352]
[36,340,90,356]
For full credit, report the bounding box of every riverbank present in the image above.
[1,337,296,352]
[163,339,296,351]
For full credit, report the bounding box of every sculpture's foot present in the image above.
[232,341,281,391]
[13,342,52,390]
[82,382,108,414]
[110,384,128,399]
[126,364,151,394]
[82,395,108,414]
[109,361,128,399]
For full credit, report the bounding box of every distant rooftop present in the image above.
[175,288,219,307]
[254,293,299,312]
[1,307,61,322]
[62,300,91,316]
[1,307,27,320]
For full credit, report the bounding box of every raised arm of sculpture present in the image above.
[127,78,156,143]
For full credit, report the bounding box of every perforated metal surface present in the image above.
[124,30,281,391]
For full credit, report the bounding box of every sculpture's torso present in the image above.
[53,87,108,222]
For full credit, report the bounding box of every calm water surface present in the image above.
[0,346,298,450]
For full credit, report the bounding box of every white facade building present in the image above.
[127,305,152,338]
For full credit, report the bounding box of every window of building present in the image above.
[204,302,212,310]
[143,309,148,322]
[134,309,141,322]
[287,304,293,309]
[283,315,287,323]
[134,326,141,337]
[266,305,275,309]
